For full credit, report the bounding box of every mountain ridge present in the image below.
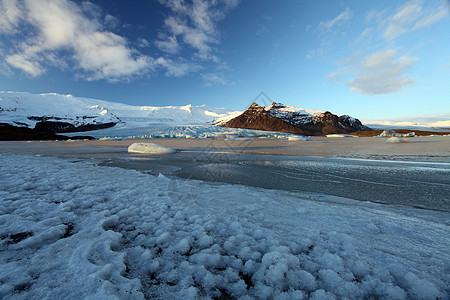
[217,102,371,136]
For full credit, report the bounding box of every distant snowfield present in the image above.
[364,120,450,132]
[0,91,237,128]
[1,153,448,299]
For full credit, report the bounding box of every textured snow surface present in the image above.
[128,143,176,154]
[1,154,449,299]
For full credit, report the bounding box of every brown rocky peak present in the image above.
[247,102,265,111]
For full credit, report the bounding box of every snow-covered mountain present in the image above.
[0,91,236,132]
[216,102,371,136]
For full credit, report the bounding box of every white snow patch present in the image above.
[128,143,175,154]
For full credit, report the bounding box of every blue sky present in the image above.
[0,0,449,122]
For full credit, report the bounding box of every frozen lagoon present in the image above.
[0,137,449,299]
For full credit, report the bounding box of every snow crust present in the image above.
[1,154,448,299]
[128,143,176,154]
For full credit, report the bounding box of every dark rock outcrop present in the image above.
[34,121,117,133]
[0,123,95,141]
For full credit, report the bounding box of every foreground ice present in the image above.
[128,143,176,154]
[0,154,448,299]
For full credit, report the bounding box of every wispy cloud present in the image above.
[201,72,234,87]
[155,57,201,77]
[326,1,448,96]
[0,0,22,33]
[345,49,418,95]
[0,0,152,82]
[156,0,240,61]
[319,7,352,33]
[412,6,448,30]
[307,7,352,59]
[383,0,448,40]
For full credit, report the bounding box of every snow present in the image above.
[213,110,245,125]
[266,102,325,117]
[0,91,238,128]
[128,143,176,154]
[1,153,448,299]
[0,91,120,128]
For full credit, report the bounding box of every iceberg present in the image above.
[127,143,175,154]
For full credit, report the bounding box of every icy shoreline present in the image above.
[1,153,448,299]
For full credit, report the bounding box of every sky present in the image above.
[0,0,449,122]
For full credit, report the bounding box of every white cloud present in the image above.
[319,7,352,33]
[383,1,422,40]
[383,0,449,40]
[155,35,179,54]
[0,0,152,81]
[307,7,352,59]
[136,38,150,48]
[155,57,201,77]
[156,0,240,60]
[201,72,234,87]
[5,53,45,77]
[413,7,448,30]
[345,49,418,95]
[104,14,120,29]
[0,0,22,33]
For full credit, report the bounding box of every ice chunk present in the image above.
[385,137,410,143]
[326,134,355,138]
[127,143,175,154]
[378,130,416,138]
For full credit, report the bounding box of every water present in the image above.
[96,150,450,212]
[2,140,448,212]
